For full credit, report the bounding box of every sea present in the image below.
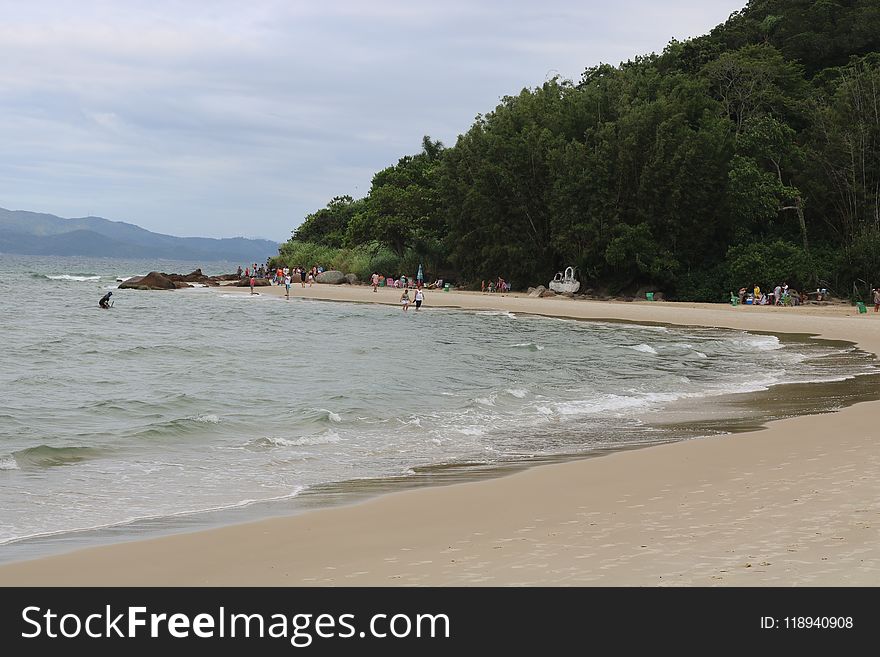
[1,254,878,562]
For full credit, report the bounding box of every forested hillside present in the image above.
[274,0,880,301]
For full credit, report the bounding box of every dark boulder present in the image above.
[316,270,346,284]
[118,271,177,290]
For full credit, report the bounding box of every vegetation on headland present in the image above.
[271,0,880,301]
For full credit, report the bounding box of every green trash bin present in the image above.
[443,283,450,292]
[857,301,867,314]
[646,292,654,301]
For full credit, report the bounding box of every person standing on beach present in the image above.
[414,287,424,310]
[400,289,410,311]
[249,274,256,294]
[299,267,306,288]
[873,288,880,312]
[371,272,379,292]
[284,273,291,299]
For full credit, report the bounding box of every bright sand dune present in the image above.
[2,283,879,586]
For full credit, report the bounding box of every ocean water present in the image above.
[1,254,878,559]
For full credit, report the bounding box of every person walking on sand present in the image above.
[400,289,410,312]
[873,287,880,312]
[414,287,424,310]
[371,272,379,292]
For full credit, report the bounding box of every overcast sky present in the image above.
[0,1,746,242]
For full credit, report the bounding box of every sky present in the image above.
[0,1,747,242]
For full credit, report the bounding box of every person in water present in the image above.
[99,291,112,309]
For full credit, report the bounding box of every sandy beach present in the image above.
[2,283,880,586]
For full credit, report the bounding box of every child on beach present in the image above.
[371,272,379,292]
[400,289,410,311]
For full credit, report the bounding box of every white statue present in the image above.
[549,266,580,294]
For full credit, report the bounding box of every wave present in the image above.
[250,431,342,449]
[510,342,544,351]
[283,407,344,426]
[506,388,528,398]
[129,414,222,439]
[188,414,220,424]
[0,456,20,470]
[44,274,100,282]
[10,445,105,469]
[627,344,658,355]
[731,335,781,351]
[478,311,517,319]
[0,487,308,547]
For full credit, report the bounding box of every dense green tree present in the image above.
[292,195,364,248]
[276,0,880,300]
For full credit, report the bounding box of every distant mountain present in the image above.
[0,207,279,262]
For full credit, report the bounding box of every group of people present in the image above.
[369,273,442,292]
[736,283,805,306]
[241,264,326,297]
[481,277,510,293]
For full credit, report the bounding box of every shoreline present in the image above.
[2,283,880,585]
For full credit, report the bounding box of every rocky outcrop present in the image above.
[162,268,219,286]
[539,288,557,298]
[344,273,359,285]
[528,285,546,298]
[118,271,177,290]
[316,270,346,284]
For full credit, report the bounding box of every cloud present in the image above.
[0,0,745,240]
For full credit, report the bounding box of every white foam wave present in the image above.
[455,426,485,436]
[318,409,342,423]
[479,311,517,319]
[506,388,528,398]
[628,344,658,354]
[693,351,708,359]
[510,342,544,351]
[47,274,100,282]
[263,431,342,447]
[0,456,20,470]
[733,335,781,351]
[189,414,220,424]
[475,395,496,406]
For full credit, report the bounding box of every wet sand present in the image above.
[2,284,879,586]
